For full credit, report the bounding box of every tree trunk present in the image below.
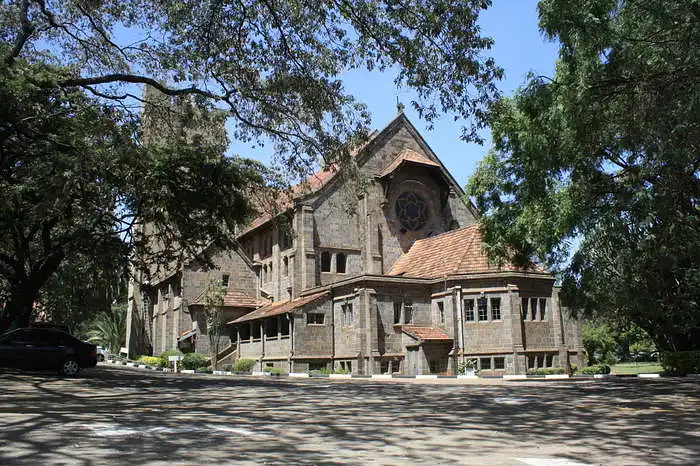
[0,289,39,332]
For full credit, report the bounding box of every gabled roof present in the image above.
[228,291,329,324]
[190,287,267,309]
[402,325,452,342]
[237,113,478,238]
[388,225,530,279]
[378,148,440,178]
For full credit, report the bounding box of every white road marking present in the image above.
[493,396,532,405]
[71,422,266,439]
[517,458,594,466]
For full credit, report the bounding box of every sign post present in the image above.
[169,355,183,372]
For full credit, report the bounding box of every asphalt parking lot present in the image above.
[0,366,698,465]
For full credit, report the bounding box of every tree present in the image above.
[202,279,226,370]
[0,60,263,331]
[86,304,127,354]
[1,0,502,153]
[1,1,503,331]
[468,0,699,351]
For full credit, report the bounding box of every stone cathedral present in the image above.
[126,111,584,375]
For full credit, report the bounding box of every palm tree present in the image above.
[87,305,126,354]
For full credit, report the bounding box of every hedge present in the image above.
[526,367,567,376]
[182,353,208,370]
[234,358,257,372]
[660,351,700,376]
[137,356,163,367]
[581,364,611,375]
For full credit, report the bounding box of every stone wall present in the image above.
[292,300,333,357]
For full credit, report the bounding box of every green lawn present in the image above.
[611,362,664,375]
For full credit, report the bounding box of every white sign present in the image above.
[168,355,183,362]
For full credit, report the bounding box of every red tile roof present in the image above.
[402,325,452,342]
[228,291,329,324]
[378,148,440,178]
[190,287,267,309]
[388,225,529,279]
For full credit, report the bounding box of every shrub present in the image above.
[569,363,578,374]
[221,364,233,372]
[458,359,479,375]
[196,366,212,372]
[233,358,256,372]
[137,356,163,367]
[660,351,700,376]
[159,349,184,368]
[182,352,208,370]
[581,364,611,375]
[526,367,567,376]
[263,365,285,373]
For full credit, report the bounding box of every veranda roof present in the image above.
[227,291,329,324]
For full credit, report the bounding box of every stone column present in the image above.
[296,204,316,294]
[357,287,376,375]
[509,286,525,374]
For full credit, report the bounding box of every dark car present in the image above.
[0,327,97,376]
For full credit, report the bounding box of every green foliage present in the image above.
[526,367,567,376]
[233,358,257,372]
[569,364,578,375]
[468,0,700,352]
[137,356,164,368]
[264,367,284,374]
[660,351,700,376]
[182,353,208,370]
[221,365,233,372]
[581,365,612,375]
[1,0,505,332]
[0,59,263,332]
[582,321,617,365]
[39,255,128,337]
[458,359,479,375]
[0,0,502,151]
[202,279,226,370]
[159,349,184,368]
[583,320,658,365]
[86,306,127,354]
[312,367,348,375]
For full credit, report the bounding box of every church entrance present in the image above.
[423,342,452,375]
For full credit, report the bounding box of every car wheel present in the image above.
[97,354,105,362]
[61,359,81,377]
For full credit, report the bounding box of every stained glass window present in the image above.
[395,191,429,231]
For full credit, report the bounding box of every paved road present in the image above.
[0,366,698,465]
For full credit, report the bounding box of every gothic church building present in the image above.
[126,113,584,375]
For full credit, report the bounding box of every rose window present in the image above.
[395,191,429,231]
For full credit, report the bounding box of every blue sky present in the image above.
[229,0,559,189]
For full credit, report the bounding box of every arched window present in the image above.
[263,265,267,283]
[336,253,347,274]
[283,256,289,276]
[321,251,331,272]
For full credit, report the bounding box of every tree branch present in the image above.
[5,0,35,65]
[57,74,223,99]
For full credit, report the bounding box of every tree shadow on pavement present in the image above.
[1,367,698,465]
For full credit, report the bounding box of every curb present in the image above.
[101,362,691,382]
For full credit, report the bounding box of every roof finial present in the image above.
[396,96,405,114]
